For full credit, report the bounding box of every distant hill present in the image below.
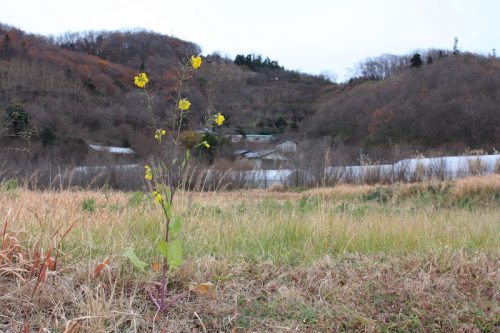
[306,52,500,149]
[0,24,332,162]
[0,23,499,168]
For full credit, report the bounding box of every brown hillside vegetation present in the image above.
[0,24,334,174]
[0,23,499,175]
[308,52,500,148]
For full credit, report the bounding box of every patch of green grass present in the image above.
[194,192,498,264]
[298,196,321,213]
[363,187,393,203]
[335,202,349,213]
[82,198,96,212]
[128,191,145,207]
[2,179,18,191]
[457,195,474,210]
[352,204,368,218]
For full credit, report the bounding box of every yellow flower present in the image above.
[144,165,152,180]
[178,98,191,111]
[155,129,167,140]
[190,55,202,69]
[202,141,210,149]
[214,112,225,126]
[134,72,149,88]
[153,190,163,203]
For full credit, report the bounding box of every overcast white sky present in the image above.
[1,0,499,80]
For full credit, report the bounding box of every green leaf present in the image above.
[169,217,182,238]
[156,239,183,268]
[156,240,169,259]
[123,247,147,272]
[167,239,183,269]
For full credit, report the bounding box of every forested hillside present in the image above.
[307,51,500,148]
[0,23,499,169]
[0,24,331,164]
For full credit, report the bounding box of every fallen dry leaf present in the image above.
[190,282,216,299]
[151,262,162,272]
[93,256,111,278]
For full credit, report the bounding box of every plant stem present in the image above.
[159,213,170,310]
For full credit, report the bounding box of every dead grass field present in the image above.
[1,176,499,332]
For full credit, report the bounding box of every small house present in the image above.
[238,149,288,169]
[87,144,137,165]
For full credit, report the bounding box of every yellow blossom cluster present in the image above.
[134,72,149,88]
[214,112,225,126]
[191,55,202,69]
[153,190,162,203]
[144,165,153,180]
[155,129,167,141]
[178,98,191,111]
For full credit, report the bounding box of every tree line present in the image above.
[234,54,282,71]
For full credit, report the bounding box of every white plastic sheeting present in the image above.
[71,155,499,189]
[206,169,296,189]
[73,164,140,174]
[213,155,499,188]
[393,155,499,178]
[88,144,136,155]
[326,154,500,183]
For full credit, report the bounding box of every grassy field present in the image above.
[1,176,499,332]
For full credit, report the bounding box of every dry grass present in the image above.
[1,253,498,332]
[0,176,498,332]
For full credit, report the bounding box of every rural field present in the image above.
[1,175,499,332]
[2,2,500,332]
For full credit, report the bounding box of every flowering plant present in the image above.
[124,55,222,311]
